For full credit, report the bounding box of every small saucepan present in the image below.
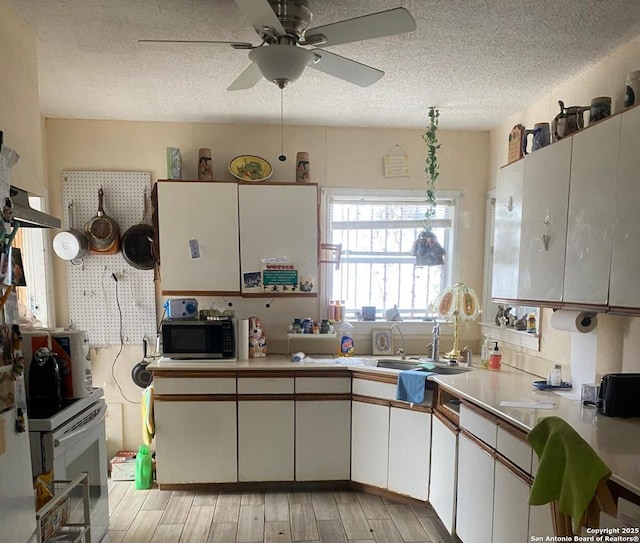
[121,188,156,270]
[53,201,89,263]
[85,188,120,253]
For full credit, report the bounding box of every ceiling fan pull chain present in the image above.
[279,88,286,161]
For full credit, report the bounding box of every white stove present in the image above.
[28,388,108,543]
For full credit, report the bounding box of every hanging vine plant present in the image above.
[412,106,446,266]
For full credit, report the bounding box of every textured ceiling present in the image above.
[7,0,640,130]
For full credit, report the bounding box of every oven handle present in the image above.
[54,404,108,447]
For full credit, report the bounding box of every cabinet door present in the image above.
[564,117,622,305]
[157,181,240,294]
[429,414,457,535]
[387,407,431,500]
[238,400,294,481]
[351,400,389,488]
[238,184,318,294]
[154,400,237,483]
[610,105,640,308]
[295,400,351,481]
[518,138,572,302]
[456,433,494,543]
[492,160,524,300]
[492,459,530,543]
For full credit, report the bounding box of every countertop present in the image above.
[148,355,640,495]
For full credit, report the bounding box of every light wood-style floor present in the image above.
[104,480,459,543]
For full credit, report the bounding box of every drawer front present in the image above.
[352,378,396,401]
[238,377,294,394]
[497,425,533,474]
[460,404,497,448]
[154,377,236,395]
[296,377,351,394]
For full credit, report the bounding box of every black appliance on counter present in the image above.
[597,373,640,418]
[28,347,62,406]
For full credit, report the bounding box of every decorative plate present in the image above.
[532,380,573,390]
[228,155,272,181]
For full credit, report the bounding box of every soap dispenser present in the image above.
[489,341,502,370]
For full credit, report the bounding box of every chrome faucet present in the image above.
[432,323,440,363]
[389,323,407,359]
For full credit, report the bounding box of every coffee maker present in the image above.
[28,347,62,407]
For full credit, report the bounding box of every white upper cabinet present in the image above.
[157,181,240,294]
[564,115,622,306]
[157,181,319,296]
[238,183,318,295]
[518,138,572,303]
[609,105,640,309]
[492,160,524,300]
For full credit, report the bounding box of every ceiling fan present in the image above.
[139,0,417,90]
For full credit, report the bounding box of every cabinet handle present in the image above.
[504,196,513,212]
[541,214,551,251]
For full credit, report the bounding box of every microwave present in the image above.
[161,319,235,359]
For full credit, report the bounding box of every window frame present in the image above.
[321,188,463,321]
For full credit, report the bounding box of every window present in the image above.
[322,189,461,320]
[12,195,54,327]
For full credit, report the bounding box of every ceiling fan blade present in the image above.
[303,7,416,47]
[234,0,286,37]
[138,39,253,49]
[309,49,383,87]
[227,62,264,91]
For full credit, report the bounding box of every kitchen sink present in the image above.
[376,359,473,374]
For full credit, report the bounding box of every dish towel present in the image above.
[141,384,155,446]
[396,370,434,404]
[527,416,611,533]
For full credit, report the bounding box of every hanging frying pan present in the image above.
[85,188,120,254]
[121,188,156,270]
[131,338,153,388]
[53,201,89,263]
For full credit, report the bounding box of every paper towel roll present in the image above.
[238,319,249,359]
[550,310,597,334]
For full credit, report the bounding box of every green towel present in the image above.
[527,416,611,533]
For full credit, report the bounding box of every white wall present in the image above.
[0,1,45,195]
[488,34,640,377]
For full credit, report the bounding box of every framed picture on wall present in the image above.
[371,328,392,356]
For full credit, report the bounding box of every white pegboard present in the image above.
[62,171,156,347]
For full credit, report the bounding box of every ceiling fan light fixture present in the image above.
[249,44,314,88]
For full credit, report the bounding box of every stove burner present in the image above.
[27,397,79,421]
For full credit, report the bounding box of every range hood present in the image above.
[8,185,61,228]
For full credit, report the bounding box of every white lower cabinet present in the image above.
[351,400,390,488]
[155,400,237,484]
[456,432,495,543]
[492,459,530,543]
[387,406,431,500]
[295,400,351,481]
[238,400,294,481]
[429,413,458,535]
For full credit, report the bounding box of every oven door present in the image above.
[42,399,108,543]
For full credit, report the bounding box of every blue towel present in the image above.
[396,370,434,403]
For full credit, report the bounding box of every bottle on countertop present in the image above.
[489,341,502,370]
[328,300,336,321]
[334,300,342,322]
[480,335,491,369]
[336,321,354,357]
[548,364,562,387]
